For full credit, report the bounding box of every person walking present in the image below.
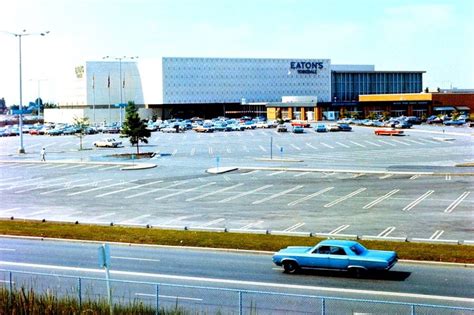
[40,147,46,162]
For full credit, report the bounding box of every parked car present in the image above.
[290,120,310,128]
[337,123,352,131]
[272,240,398,275]
[46,128,63,136]
[444,119,466,126]
[276,124,288,132]
[193,125,213,133]
[393,121,412,129]
[374,128,404,136]
[93,138,122,148]
[292,126,304,133]
[327,124,341,132]
[315,124,327,132]
[426,115,443,124]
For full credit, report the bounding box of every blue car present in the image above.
[272,240,398,275]
[292,126,304,133]
[315,124,327,132]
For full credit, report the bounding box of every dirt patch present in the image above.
[108,152,156,159]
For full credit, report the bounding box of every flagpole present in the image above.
[107,73,111,124]
[92,74,96,124]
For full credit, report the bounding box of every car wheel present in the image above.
[349,267,366,278]
[283,261,299,274]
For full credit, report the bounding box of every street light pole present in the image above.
[4,30,49,154]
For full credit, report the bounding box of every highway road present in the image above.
[0,236,473,311]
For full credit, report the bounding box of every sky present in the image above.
[0,0,473,105]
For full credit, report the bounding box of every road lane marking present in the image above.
[402,190,434,211]
[363,189,400,209]
[329,225,350,234]
[196,218,225,228]
[288,187,334,206]
[323,188,367,208]
[1,261,471,303]
[68,180,139,196]
[320,142,334,149]
[305,143,317,150]
[154,182,216,200]
[290,144,301,151]
[252,185,304,205]
[186,183,244,202]
[218,185,273,203]
[364,141,381,147]
[284,222,305,232]
[136,293,202,301]
[379,174,393,179]
[240,220,264,230]
[96,180,164,197]
[430,230,444,240]
[444,192,470,213]
[126,181,188,199]
[349,141,366,148]
[377,227,396,237]
[377,140,396,147]
[267,171,286,176]
[40,179,111,195]
[335,142,350,148]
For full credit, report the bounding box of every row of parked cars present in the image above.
[0,123,124,137]
[337,114,471,128]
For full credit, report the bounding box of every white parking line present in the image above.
[219,185,273,203]
[226,148,231,154]
[186,183,244,202]
[335,142,350,148]
[89,212,116,221]
[377,140,396,147]
[259,145,267,152]
[7,163,35,169]
[445,174,451,181]
[391,139,411,146]
[406,139,425,145]
[0,176,44,188]
[240,220,264,230]
[252,185,304,205]
[378,227,396,237]
[305,143,317,150]
[190,147,196,156]
[0,176,23,182]
[329,224,350,234]
[290,144,301,151]
[40,179,110,195]
[323,188,366,208]
[28,210,52,216]
[409,174,421,180]
[288,187,334,206]
[196,218,225,228]
[0,248,15,251]
[208,147,213,155]
[352,173,365,178]
[119,214,151,225]
[60,164,84,170]
[243,145,249,152]
[96,180,164,197]
[163,214,202,225]
[364,141,381,147]
[284,222,305,232]
[402,190,434,211]
[68,180,139,196]
[429,230,444,240]
[294,172,309,177]
[12,177,74,193]
[349,141,366,148]
[363,189,400,209]
[320,142,334,149]
[379,174,393,179]
[98,165,120,171]
[42,164,69,169]
[112,256,161,262]
[267,171,286,177]
[172,149,178,155]
[155,182,216,200]
[125,181,188,199]
[135,293,202,301]
[81,165,103,170]
[59,141,73,147]
[444,191,470,213]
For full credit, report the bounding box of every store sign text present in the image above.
[290,61,324,74]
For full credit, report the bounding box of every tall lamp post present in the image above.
[3,30,49,154]
[102,55,138,126]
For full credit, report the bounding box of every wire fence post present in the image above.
[238,290,243,315]
[9,271,13,307]
[77,277,82,312]
[411,304,416,315]
[321,297,325,315]
[155,284,159,315]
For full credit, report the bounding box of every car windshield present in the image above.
[350,243,367,255]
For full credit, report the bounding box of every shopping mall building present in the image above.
[48,57,473,123]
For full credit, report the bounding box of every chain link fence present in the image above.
[1,269,473,314]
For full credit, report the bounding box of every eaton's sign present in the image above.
[290,61,324,74]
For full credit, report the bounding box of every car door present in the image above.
[299,246,331,268]
[328,246,349,269]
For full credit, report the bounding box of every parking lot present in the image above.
[0,124,473,242]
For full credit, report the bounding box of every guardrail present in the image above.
[1,269,473,314]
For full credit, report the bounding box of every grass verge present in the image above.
[1,219,473,264]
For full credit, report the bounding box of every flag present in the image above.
[92,75,95,90]
[122,78,125,88]
[107,75,110,88]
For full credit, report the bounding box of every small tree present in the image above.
[121,101,151,155]
[72,116,90,150]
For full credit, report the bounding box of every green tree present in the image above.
[72,116,90,150]
[121,101,151,155]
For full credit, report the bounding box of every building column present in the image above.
[300,107,306,121]
[407,105,413,116]
[340,107,346,118]
[314,106,322,121]
[287,107,293,120]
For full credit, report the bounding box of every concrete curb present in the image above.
[206,167,238,174]
[255,158,304,162]
[0,159,157,170]
[121,164,157,171]
[1,234,472,268]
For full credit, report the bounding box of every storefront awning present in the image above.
[433,106,455,111]
[456,106,470,110]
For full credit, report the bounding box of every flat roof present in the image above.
[332,70,426,74]
[359,93,432,102]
